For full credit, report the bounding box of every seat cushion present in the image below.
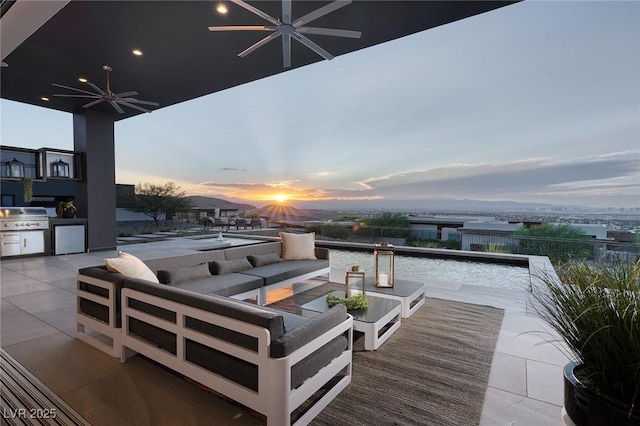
[239,259,330,286]
[172,273,263,298]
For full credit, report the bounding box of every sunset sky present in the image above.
[2,1,639,209]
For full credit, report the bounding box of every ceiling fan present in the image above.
[52,65,159,114]
[208,0,361,68]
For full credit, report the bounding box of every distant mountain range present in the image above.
[292,198,565,212]
[253,204,338,221]
[187,195,635,219]
[187,196,256,212]
[186,196,341,220]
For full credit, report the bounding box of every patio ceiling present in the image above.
[1,0,517,121]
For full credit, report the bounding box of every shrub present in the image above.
[533,260,640,413]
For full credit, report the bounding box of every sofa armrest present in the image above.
[77,266,128,327]
[78,266,127,296]
[314,247,329,260]
[270,304,347,358]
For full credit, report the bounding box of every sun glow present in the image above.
[273,194,289,203]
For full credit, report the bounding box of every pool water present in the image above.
[329,250,531,291]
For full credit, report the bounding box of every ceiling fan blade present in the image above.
[82,98,106,108]
[115,91,138,97]
[238,32,281,57]
[86,82,106,95]
[52,94,102,98]
[293,33,334,61]
[120,98,159,106]
[282,0,292,24]
[282,34,291,68]
[208,25,275,32]
[52,83,100,97]
[293,0,351,27]
[230,0,281,27]
[297,27,361,39]
[116,100,152,113]
[108,100,125,114]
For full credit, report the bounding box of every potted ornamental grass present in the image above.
[533,259,640,426]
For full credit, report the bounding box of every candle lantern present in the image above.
[52,159,70,178]
[345,266,365,298]
[374,242,395,287]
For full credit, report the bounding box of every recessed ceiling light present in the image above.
[41,97,49,101]
[132,49,143,56]
[78,77,88,83]
[216,4,228,14]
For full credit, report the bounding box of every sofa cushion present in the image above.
[210,258,253,275]
[144,251,222,274]
[239,259,330,286]
[223,241,282,260]
[247,252,281,267]
[171,273,263,298]
[271,304,348,357]
[105,252,159,283]
[158,263,211,285]
[280,232,317,260]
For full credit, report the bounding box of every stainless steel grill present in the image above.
[0,207,50,230]
[0,207,49,257]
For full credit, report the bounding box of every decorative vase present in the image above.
[563,362,640,426]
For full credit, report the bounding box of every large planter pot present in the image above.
[563,362,640,426]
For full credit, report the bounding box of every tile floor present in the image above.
[0,238,570,425]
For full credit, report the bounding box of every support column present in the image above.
[73,110,116,252]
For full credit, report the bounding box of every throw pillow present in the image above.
[248,252,282,267]
[210,258,253,275]
[158,263,211,286]
[105,252,159,283]
[280,232,317,260]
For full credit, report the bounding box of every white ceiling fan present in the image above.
[209,0,361,68]
[52,65,159,114]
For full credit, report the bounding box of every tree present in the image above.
[514,223,593,264]
[359,212,410,239]
[120,182,191,227]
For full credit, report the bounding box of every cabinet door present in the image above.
[1,233,22,256]
[21,231,45,255]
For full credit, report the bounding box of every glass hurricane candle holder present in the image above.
[374,242,394,287]
[345,265,365,298]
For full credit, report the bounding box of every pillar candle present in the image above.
[379,273,388,286]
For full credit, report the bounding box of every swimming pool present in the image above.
[329,250,531,291]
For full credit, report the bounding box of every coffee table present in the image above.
[301,290,401,351]
[363,277,426,318]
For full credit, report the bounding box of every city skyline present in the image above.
[2,1,639,209]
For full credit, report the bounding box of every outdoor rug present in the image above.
[268,283,505,426]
